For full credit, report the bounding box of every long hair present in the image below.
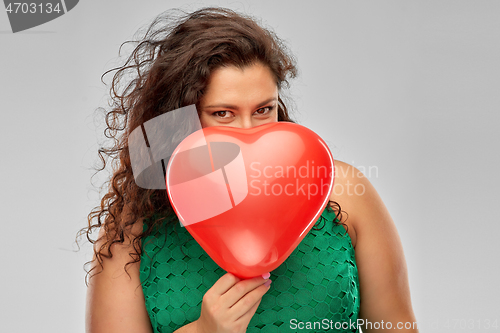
[77,7,345,285]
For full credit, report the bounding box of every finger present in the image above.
[209,273,241,297]
[234,294,263,325]
[221,275,270,307]
[228,281,271,319]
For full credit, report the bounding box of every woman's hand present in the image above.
[195,272,272,333]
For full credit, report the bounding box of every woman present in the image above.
[83,7,418,333]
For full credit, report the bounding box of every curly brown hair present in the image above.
[77,6,346,286]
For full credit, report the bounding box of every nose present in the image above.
[238,115,254,129]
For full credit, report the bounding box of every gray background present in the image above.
[1,0,499,332]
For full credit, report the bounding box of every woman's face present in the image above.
[198,62,279,128]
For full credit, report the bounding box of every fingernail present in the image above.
[261,272,271,280]
[264,279,272,288]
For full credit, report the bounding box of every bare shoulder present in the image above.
[86,207,152,333]
[330,159,393,230]
[328,160,360,247]
[328,160,382,248]
[89,204,145,276]
[90,215,144,274]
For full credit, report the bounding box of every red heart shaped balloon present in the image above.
[166,122,334,278]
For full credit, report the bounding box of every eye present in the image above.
[212,110,234,119]
[254,105,276,116]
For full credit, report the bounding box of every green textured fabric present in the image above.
[140,207,360,332]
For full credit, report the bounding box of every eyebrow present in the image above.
[203,97,278,110]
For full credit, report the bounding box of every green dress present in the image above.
[140,207,360,332]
